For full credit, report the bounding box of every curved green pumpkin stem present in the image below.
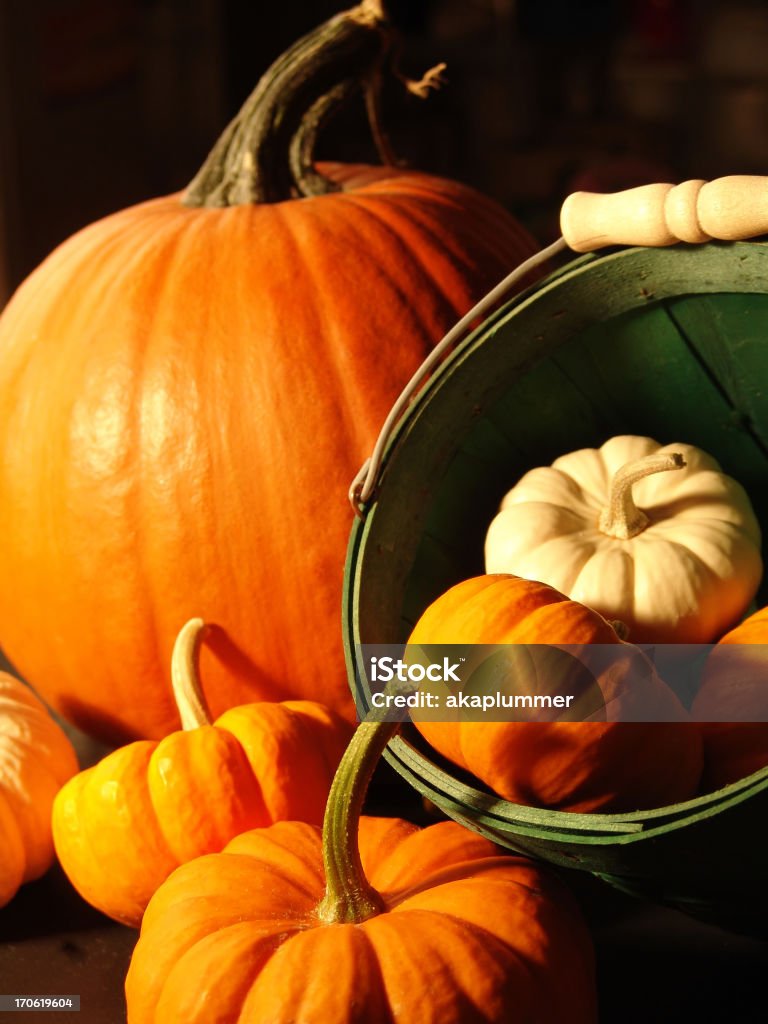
[184,1,446,207]
[185,1,389,207]
[171,618,212,730]
[316,717,399,924]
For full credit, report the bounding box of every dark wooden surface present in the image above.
[0,864,135,1021]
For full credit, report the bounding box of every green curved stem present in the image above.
[316,718,399,924]
[184,2,392,207]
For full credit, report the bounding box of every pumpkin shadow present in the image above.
[56,696,149,749]
[56,620,317,746]
[0,862,135,942]
[203,622,277,691]
[202,622,326,713]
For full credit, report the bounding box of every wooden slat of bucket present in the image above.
[547,303,768,475]
[665,293,768,454]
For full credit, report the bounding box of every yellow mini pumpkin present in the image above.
[485,435,761,643]
[52,619,351,926]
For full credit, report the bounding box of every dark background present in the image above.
[3,0,768,304]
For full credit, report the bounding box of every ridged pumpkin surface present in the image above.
[0,164,536,741]
[52,699,351,926]
[125,817,597,1024]
[409,575,703,812]
[0,674,79,906]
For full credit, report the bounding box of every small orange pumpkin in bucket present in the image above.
[407,574,703,812]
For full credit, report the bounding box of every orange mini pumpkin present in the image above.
[692,606,768,789]
[125,717,597,1023]
[0,674,78,907]
[0,3,537,744]
[408,574,703,812]
[52,619,351,926]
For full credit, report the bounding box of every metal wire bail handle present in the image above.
[348,175,768,515]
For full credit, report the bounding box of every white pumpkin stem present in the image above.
[608,619,630,640]
[171,618,213,730]
[599,452,686,540]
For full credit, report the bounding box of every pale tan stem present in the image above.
[599,452,686,540]
[171,618,212,730]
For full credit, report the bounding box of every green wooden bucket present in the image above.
[344,240,768,937]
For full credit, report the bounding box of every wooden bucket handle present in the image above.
[561,175,768,252]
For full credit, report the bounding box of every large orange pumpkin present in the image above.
[408,575,703,812]
[0,4,537,741]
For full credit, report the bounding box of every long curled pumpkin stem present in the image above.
[184,2,446,207]
[171,618,213,730]
[316,717,399,924]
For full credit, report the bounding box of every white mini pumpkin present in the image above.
[485,435,762,643]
